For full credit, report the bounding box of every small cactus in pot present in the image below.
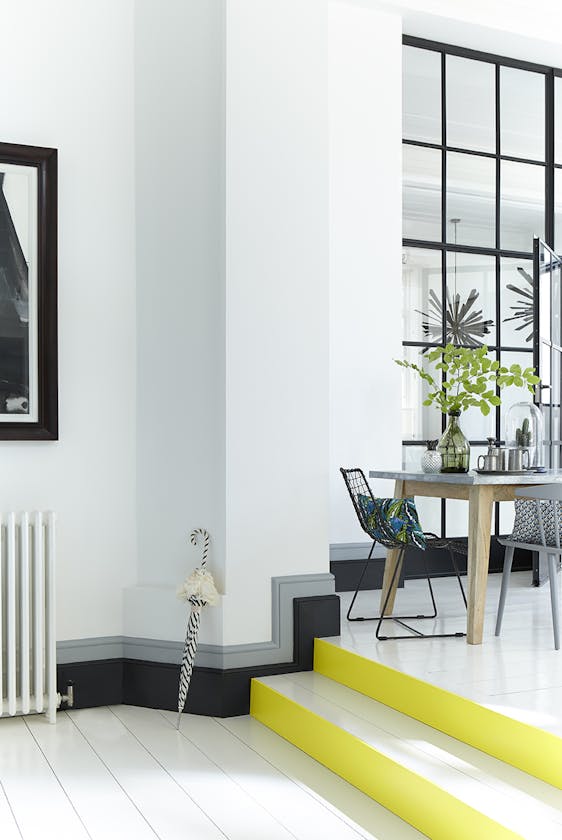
[515,417,532,448]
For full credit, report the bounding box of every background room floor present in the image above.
[335,570,562,735]
[0,704,424,840]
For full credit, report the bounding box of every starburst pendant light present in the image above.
[503,266,534,343]
[417,218,494,347]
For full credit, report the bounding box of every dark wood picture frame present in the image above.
[0,142,57,440]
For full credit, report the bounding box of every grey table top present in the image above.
[369,469,562,485]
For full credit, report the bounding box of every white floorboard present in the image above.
[25,711,158,840]
[0,780,22,840]
[0,705,421,840]
[67,707,226,840]
[111,704,296,840]
[0,716,90,840]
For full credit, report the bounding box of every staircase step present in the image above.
[314,638,562,789]
[252,673,543,840]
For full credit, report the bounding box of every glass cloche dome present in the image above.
[504,401,544,468]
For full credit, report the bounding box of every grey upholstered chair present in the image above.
[496,484,562,650]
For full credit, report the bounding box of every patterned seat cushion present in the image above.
[358,494,427,550]
[511,498,562,547]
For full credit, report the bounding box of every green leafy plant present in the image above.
[395,344,540,417]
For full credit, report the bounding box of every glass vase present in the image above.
[438,411,470,473]
[421,440,442,474]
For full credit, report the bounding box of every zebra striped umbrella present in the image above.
[176,528,219,729]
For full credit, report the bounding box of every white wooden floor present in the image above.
[0,704,424,840]
[336,569,562,735]
[3,570,560,840]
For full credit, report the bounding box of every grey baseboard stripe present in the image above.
[330,542,385,562]
[57,571,335,669]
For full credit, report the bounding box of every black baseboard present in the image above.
[56,594,341,718]
[331,536,532,592]
[57,658,124,709]
[329,557,405,592]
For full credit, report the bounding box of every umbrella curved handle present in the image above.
[190,528,210,568]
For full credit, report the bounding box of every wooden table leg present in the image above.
[379,479,406,616]
[467,485,494,645]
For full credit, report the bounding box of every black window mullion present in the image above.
[403,238,534,259]
[495,62,502,538]
[546,71,555,248]
[441,51,447,538]
[495,64,501,252]
[441,52,447,250]
[403,34,553,75]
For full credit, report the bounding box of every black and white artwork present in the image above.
[0,165,37,419]
[0,144,57,440]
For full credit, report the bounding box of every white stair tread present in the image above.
[257,673,562,840]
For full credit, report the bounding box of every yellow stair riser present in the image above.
[314,638,562,790]
[250,679,522,840]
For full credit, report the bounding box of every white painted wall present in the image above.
[329,1,403,545]
[0,0,136,640]
[134,0,225,645]
[134,0,331,647]
[223,0,330,644]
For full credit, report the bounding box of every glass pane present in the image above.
[552,403,560,441]
[552,351,561,417]
[403,47,441,144]
[555,169,562,252]
[461,396,496,441]
[500,161,544,252]
[501,257,534,348]
[447,153,495,248]
[555,77,562,165]
[401,346,443,442]
[541,341,551,393]
[445,251,496,346]
[446,56,495,153]
[402,248,442,343]
[500,67,545,161]
[553,261,561,347]
[539,246,551,342]
[403,144,442,242]
[500,350,537,437]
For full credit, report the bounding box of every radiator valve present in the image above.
[57,681,74,709]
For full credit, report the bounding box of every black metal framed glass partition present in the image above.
[402,36,561,538]
[534,238,562,468]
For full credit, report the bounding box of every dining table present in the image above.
[369,468,562,644]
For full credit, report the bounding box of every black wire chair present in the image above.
[340,467,467,640]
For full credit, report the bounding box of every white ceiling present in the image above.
[367,0,562,68]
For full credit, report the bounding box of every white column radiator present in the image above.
[0,511,57,723]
